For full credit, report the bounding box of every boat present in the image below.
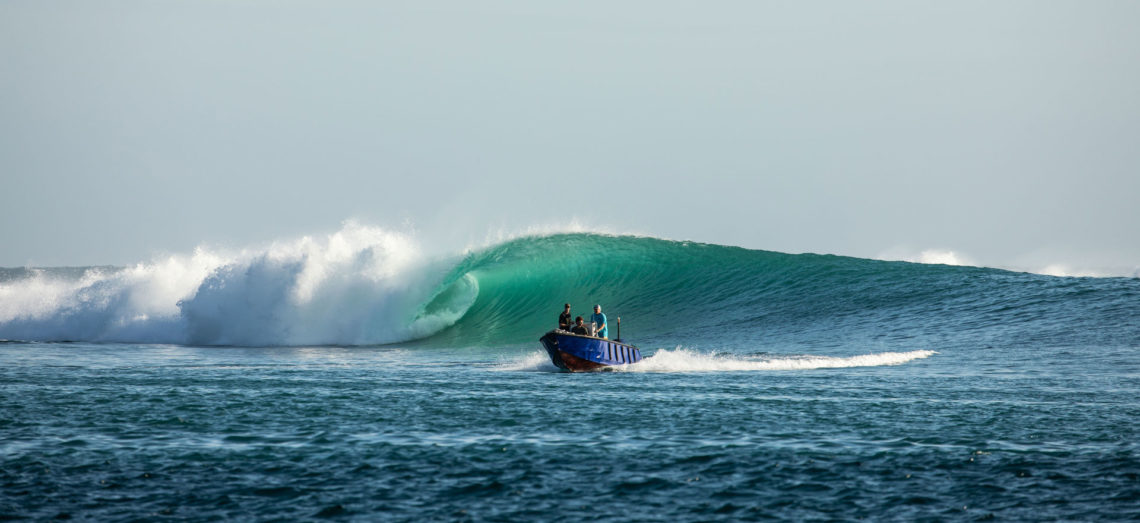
[539,330,643,372]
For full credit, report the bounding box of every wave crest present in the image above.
[0,223,468,345]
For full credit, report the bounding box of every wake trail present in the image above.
[499,348,937,373]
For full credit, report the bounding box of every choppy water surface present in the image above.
[3,341,1138,521]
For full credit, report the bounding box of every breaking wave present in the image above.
[0,224,466,346]
[1,223,1137,349]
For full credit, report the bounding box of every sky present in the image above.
[2,1,1138,275]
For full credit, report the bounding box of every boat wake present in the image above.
[495,352,561,372]
[499,349,937,373]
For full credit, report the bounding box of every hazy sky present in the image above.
[3,1,1138,273]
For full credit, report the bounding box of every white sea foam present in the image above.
[0,267,107,322]
[1024,264,1138,278]
[876,247,975,267]
[501,348,936,373]
[876,246,1137,278]
[494,351,561,372]
[0,222,467,345]
[469,219,647,254]
[917,249,972,267]
[616,348,937,372]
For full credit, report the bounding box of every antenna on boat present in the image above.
[616,317,621,342]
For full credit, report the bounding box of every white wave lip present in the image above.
[0,222,470,346]
[617,348,937,372]
[876,247,975,267]
[876,246,1138,278]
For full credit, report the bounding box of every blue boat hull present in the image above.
[539,330,643,372]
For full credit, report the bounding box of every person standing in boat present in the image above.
[591,305,608,339]
[571,316,589,335]
[558,303,572,331]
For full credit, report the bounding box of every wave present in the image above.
[875,247,1140,278]
[2,223,1138,348]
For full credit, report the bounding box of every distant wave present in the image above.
[877,248,977,268]
[2,223,1137,347]
[875,247,1139,278]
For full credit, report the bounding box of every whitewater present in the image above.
[3,223,1139,520]
[0,224,454,346]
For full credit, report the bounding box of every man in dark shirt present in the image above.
[558,303,572,330]
[570,316,589,335]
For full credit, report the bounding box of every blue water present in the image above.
[2,232,1139,520]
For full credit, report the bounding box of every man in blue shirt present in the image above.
[591,305,608,339]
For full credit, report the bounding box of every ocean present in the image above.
[2,229,1138,520]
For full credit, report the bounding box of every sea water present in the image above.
[2,227,1138,520]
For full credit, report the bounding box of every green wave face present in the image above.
[417,233,906,347]
[414,233,1139,351]
[415,233,753,346]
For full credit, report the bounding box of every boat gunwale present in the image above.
[542,329,638,348]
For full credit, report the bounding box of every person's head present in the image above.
[594,304,601,313]
[575,316,583,325]
[564,303,571,311]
